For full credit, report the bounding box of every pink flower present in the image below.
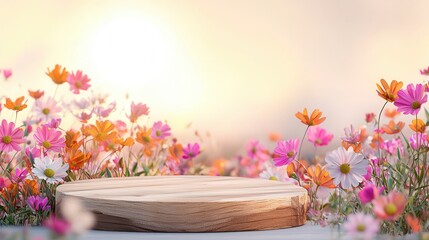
[12,168,28,183]
[381,137,404,155]
[409,132,429,150]
[151,121,171,140]
[93,102,116,118]
[44,215,70,236]
[343,213,379,240]
[42,118,62,129]
[25,146,41,160]
[2,69,12,80]
[182,143,200,160]
[27,195,51,213]
[358,182,383,204]
[341,125,360,145]
[34,125,65,152]
[373,191,407,221]
[0,177,11,189]
[67,70,91,94]
[246,140,269,160]
[394,83,427,115]
[127,102,150,123]
[365,113,376,123]
[33,97,61,121]
[308,126,333,147]
[420,66,429,76]
[0,119,25,152]
[273,139,299,167]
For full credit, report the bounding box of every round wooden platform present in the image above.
[56,176,308,232]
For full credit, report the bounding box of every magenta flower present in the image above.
[358,182,383,204]
[3,69,12,80]
[308,126,333,147]
[42,118,62,129]
[27,195,51,213]
[0,119,25,152]
[273,139,299,167]
[246,140,269,160]
[0,177,11,189]
[409,132,429,150]
[394,83,427,115]
[183,143,201,160]
[34,125,65,152]
[67,70,91,94]
[127,102,150,123]
[420,66,429,76]
[44,215,70,236]
[12,168,28,183]
[151,121,171,140]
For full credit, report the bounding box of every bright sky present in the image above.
[1,1,429,158]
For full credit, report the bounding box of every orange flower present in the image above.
[376,79,403,102]
[65,129,82,148]
[384,107,401,118]
[115,136,135,148]
[342,141,362,153]
[168,143,183,162]
[65,147,92,170]
[46,64,68,84]
[295,108,326,126]
[381,120,405,134]
[405,214,421,233]
[369,133,383,150]
[4,96,27,112]
[21,179,39,196]
[87,120,117,142]
[307,164,336,189]
[409,118,426,133]
[135,127,157,148]
[268,132,282,142]
[287,160,308,180]
[28,89,44,99]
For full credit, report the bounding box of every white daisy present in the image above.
[325,147,367,189]
[32,156,69,184]
[259,161,298,185]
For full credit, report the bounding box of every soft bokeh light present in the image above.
[2,1,429,159]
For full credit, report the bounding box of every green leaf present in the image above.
[106,168,112,178]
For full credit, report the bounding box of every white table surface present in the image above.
[1,223,344,240]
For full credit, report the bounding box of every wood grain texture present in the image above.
[56,176,307,232]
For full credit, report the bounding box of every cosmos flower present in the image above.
[259,161,297,184]
[28,89,44,99]
[33,97,61,121]
[409,118,426,133]
[381,120,405,134]
[4,96,27,112]
[46,64,68,85]
[67,70,91,94]
[2,69,12,80]
[373,191,407,221]
[246,140,269,160]
[307,126,333,147]
[358,182,383,204]
[151,121,171,140]
[27,195,51,213]
[295,108,326,126]
[33,125,65,152]
[0,119,25,152]
[325,147,367,189]
[420,66,429,76]
[32,156,69,184]
[394,83,427,115]
[182,143,201,160]
[343,213,379,240]
[273,139,300,167]
[376,79,403,102]
[127,102,150,123]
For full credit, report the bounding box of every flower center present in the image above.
[13,106,21,110]
[412,101,421,110]
[42,108,50,115]
[44,168,55,178]
[42,141,51,148]
[287,151,295,158]
[356,224,366,232]
[384,203,397,216]
[156,130,162,137]
[75,81,82,88]
[269,176,278,181]
[143,136,151,143]
[2,136,12,144]
[339,164,351,174]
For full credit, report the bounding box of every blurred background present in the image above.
[1,0,429,159]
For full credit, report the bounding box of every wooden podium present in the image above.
[56,175,307,232]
